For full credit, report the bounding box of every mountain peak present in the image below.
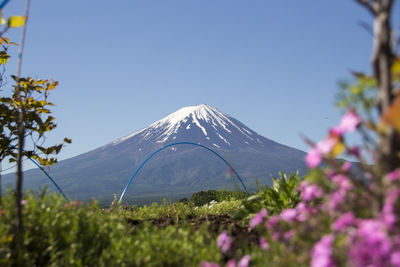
[112,104,262,149]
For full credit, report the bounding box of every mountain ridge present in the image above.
[3,104,307,204]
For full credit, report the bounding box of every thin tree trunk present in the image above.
[0,161,2,205]
[372,7,400,175]
[14,0,30,247]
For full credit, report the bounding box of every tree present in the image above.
[0,0,70,249]
[355,0,400,175]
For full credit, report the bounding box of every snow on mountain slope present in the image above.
[109,104,275,152]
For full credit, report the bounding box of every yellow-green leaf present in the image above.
[0,51,9,64]
[8,16,26,28]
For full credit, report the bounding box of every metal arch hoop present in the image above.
[118,142,249,203]
[28,157,68,200]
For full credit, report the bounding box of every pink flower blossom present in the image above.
[300,181,323,201]
[280,208,297,222]
[238,255,251,267]
[391,251,400,266]
[311,234,336,267]
[305,147,323,168]
[249,209,268,229]
[20,200,26,205]
[226,259,236,267]
[259,237,269,250]
[296,202,310,222]
[331,174,353,191]
[265,215,279,230]
[284,230,295,240]
[380,189,399,229]
[327,190,346,211]
[316,137,337,154]
[217,230,232,253]
[349,219,392,267]
[200,262,220,267]
[341,161,352,172]
[387,169,400,181]
[331,109,361,135]
[332,212,355,231]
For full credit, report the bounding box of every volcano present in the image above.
[3,104,307,204]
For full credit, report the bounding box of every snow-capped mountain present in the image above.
[105,104,283,153]
[3,104,307,204]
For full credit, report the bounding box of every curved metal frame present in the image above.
[118,142,249,203]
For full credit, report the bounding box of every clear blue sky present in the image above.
[1,0,400,171]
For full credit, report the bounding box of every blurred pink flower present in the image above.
[349,219,392,267]
[332,212,355,231]
[331,109,361,135]
[259,237,269,250]
[311,234,336,267]
[316,137,337,154]
[249,208,268,229]
[331,174,353,191]
[265,215,279,230]
[0,210,5,216]
[300,181,323,201]
[226,259,236,267]
[280,208,297,222]
[217,230,232,253]
[387,169,400,181]
[305,147,322,168]
[200,262,220,267]
[238,255,251,267]
[20,200,26,205]
[327,190,346,212]
[391,251,400,267]
[284,230,295,240]
[341,161,352,172]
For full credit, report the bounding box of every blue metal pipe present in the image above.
[28,157,68,201]
[118,142,249,203]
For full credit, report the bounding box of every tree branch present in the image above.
[355,0,377,16]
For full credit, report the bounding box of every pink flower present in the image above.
[238,255,251,267]
[341,161,352,172]
[349,219,392,267]
[391,251,400,266]
[332,212,355,231]
[306,147,322,168]
[249,209,268,229]
[327,190,346,211]
[316,137,337,154]
[280,208,297,222]
[387,169,400,181]
[259,237,269,250]
[200,262,220,267]
[331,174,353,191]
[226,259,236,267]
[300,181,323,201]
[265,215,279,230]
[20,200,26,205]
[217,230,232,253]
[283,230,295,240]
[311,234,336,267]
[380,189,399,229]
[331,109,361,135]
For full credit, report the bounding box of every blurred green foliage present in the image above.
[0,189,222,266]
[231,172,302,220]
